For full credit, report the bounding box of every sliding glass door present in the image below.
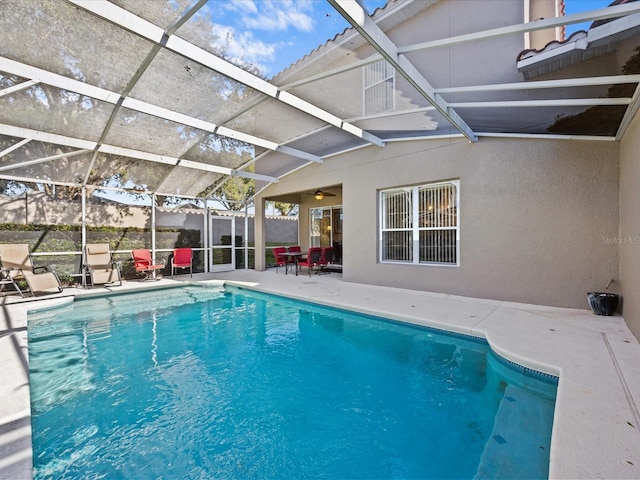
[310,206,342,263]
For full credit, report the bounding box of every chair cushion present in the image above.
[87,244,110,255]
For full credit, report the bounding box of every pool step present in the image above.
[474,385,553,479]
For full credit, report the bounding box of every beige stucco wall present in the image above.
[527,0,562,50]
[0,193,150,227]
[619,110,640,339]
[259,137,620,310]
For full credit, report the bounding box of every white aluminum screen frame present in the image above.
[379,180,460,266]
[363,59,395,116]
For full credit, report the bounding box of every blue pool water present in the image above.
[28,286,557,479]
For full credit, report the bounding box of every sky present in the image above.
[565,0,615,35]
[197,0,614,79]
[197,0,387,78]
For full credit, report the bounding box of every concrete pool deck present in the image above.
[1,269,639,479]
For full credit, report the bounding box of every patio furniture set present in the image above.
[0,244,194,298]
[272,246,336,276]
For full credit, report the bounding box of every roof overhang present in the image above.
[518,12,640,79]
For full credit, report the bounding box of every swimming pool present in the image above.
[28,285,557,479]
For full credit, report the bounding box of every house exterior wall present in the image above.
[387,1,525,89]
[619,109,640,339]
[255,0,629,316]
[281,0,528,132]
[527,0,562,50]
[259,136,620,309]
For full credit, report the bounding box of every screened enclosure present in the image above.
[1,0,640,276]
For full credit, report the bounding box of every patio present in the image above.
[1,270,640,479]
[2,0,640,478]
[1,0,639,315]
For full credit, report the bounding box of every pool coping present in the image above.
[1,271,639,479]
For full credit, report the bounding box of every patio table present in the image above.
[285,251,305,276]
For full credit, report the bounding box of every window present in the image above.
[380,180,459,265]
[310,206,342,248]
[363,60,394,116]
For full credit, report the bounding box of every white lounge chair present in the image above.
[0,244,62,296]
[85,243,122,287]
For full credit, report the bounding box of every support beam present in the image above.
[180,159,278,182]
[477,132,616,141]
[449,97,632,108]
[435,75,640,94]
[278,5,640,96]
[0,80,38,98]
[165,0,207,37]
[151,193,157,272]
[0,174,82,188]
[97,144,177,166]
[0,123,277,182]
[81,186,87,282]
[329,0,477,142]
[0,56,322,165]
[0,148,91,173]
[616,84,640,140]
[399,2,640,54]
[69,0,384,148]
[0,173,245,201]
[204,203,209,273]
[0,56,120,103]
[0,123,97,150]
[346,105,436,122]
[275,145,323,163]
[0,138,32,159]
[254,197,266,271]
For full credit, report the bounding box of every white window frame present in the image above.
[309,205,342,248]
[379,180,460,266]
[363,59,395,116]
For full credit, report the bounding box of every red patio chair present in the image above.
[319,246,335,274]
[297,247,323,276]
[272,247,287,273]
[171,247,192,278]
[131,249,164,281]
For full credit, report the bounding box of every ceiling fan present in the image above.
[304,189,337,200]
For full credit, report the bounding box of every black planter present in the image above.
[587,292,619,316]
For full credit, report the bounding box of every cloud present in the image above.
[199,0,320,75]
[237,0,315,32]
[210,23,276,74]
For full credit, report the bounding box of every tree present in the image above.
[0,73,175,201]
[0,1,268,204]
[212,162,256,211]
[273,202,298,216]
[548,46,640,136]
[0,133,87,200]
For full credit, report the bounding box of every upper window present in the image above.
[379,180,459,265]
[363,60,394,116]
